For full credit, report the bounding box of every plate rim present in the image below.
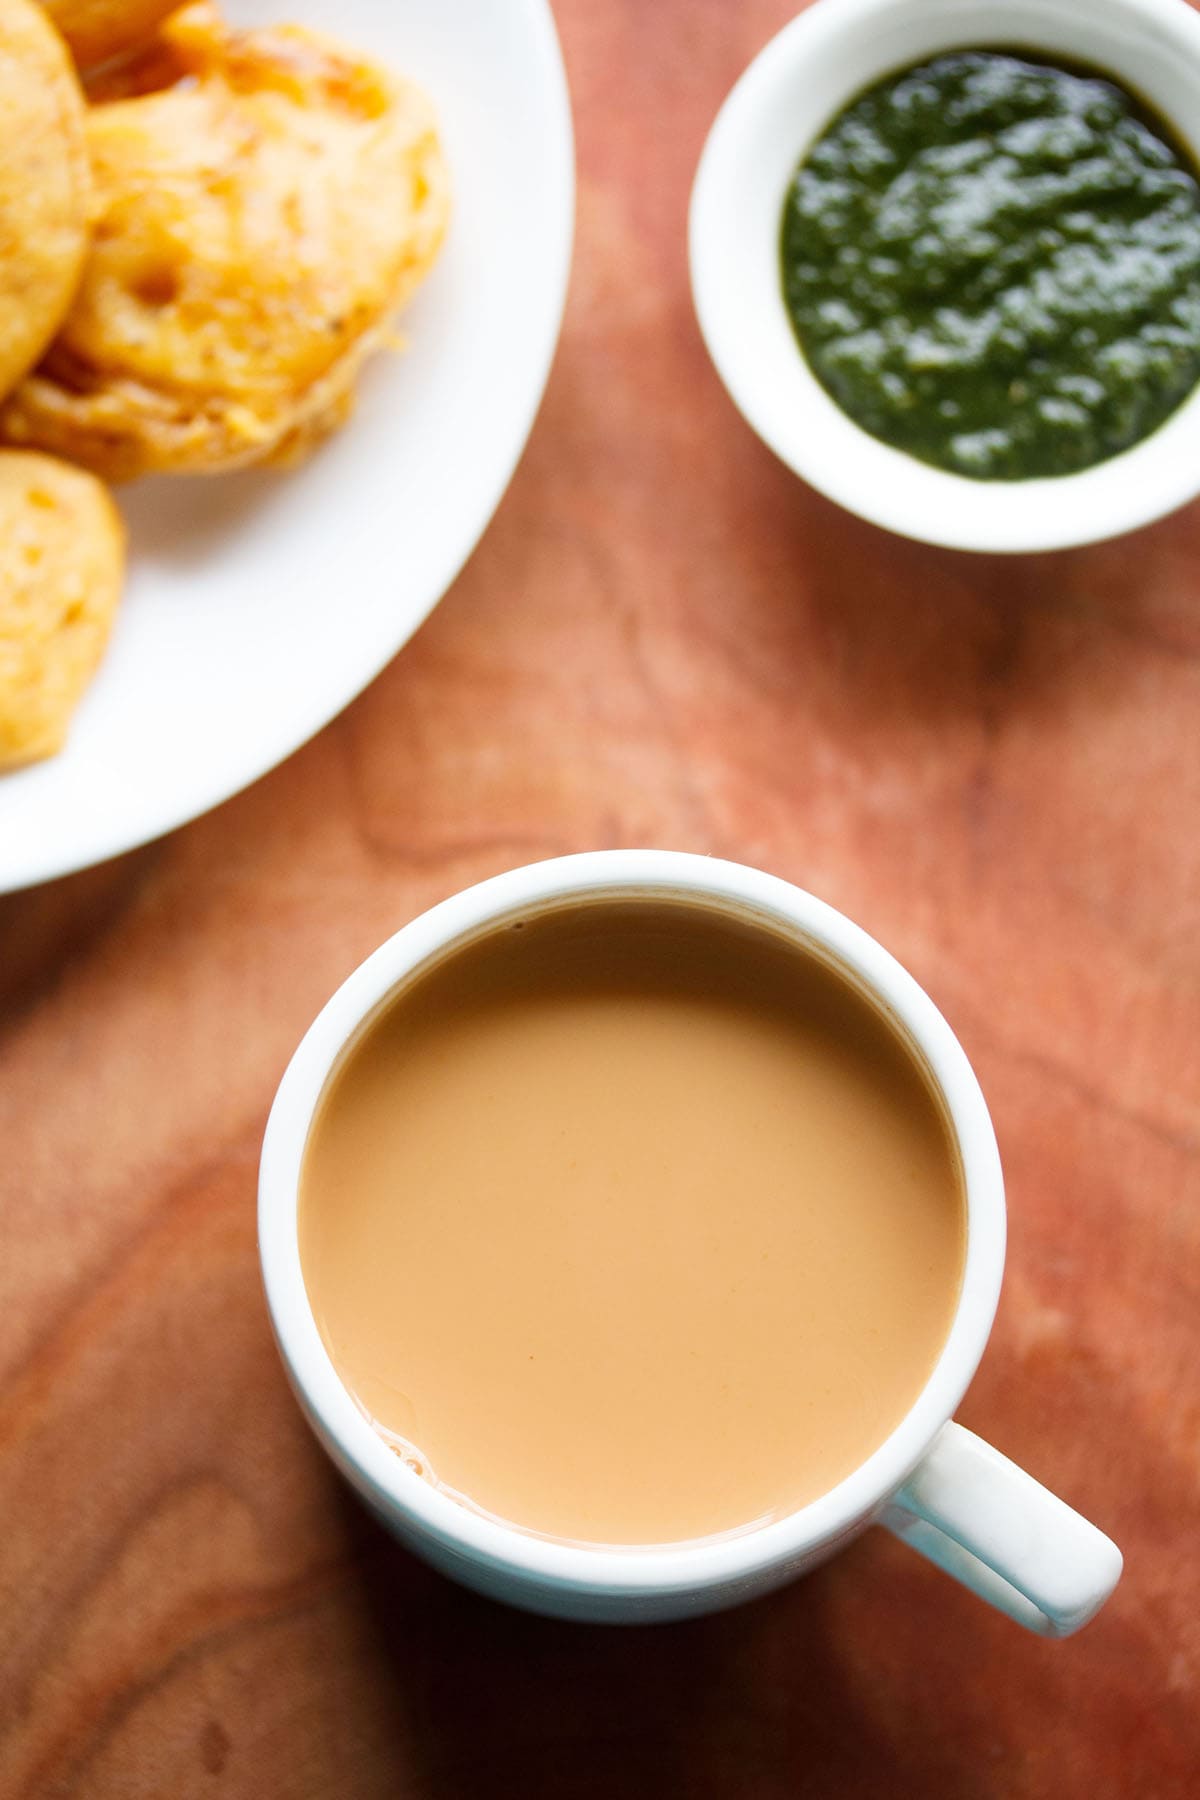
[0,0,575,895]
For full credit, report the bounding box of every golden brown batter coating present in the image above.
[40,0,177,70]
[2,2,449,479]
[0,451,124,768]
[0,0,91,405]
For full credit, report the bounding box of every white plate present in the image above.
[0,0,573,892]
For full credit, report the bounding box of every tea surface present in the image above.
[300,901,965,1543]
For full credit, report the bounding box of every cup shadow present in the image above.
[334,1488,954,1800]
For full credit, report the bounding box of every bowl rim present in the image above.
[688,0,1200,553]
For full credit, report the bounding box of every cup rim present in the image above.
[688,0,1200,554]
[258,850,1005,1597]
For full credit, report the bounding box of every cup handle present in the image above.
[881,1422,1122,1637]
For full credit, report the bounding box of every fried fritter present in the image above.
[0,2,449,480]
[0,451,124,768]
[0,0,91,404]
[40,0,177,70]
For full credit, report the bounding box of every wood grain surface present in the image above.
[2,2,1199,1794]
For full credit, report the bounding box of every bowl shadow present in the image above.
[727,436,1200,739]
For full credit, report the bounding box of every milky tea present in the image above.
[299,900,965,1545]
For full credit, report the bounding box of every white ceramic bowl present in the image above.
[689,0,1200,552]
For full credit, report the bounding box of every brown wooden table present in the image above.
[3,2,1198,1793]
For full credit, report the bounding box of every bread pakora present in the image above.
[0,2,449,480]
[0,0,91,405]
[39,0,177,70]
[0,451,124,768]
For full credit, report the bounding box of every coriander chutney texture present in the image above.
[780,51,1200,479]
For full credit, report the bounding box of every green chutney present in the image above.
[780,50,1200,479]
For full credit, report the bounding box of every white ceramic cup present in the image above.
[689,0,1200,552]
[259,851,1122,1631]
